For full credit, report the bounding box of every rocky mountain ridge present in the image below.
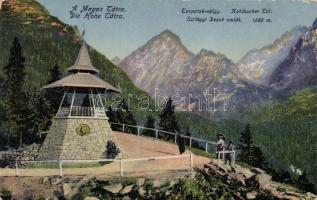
[119,30,271,116]
[119,17,317,116]
[237,26,308,86]
[269,18,317,90]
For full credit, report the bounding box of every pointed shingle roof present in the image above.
[42,39,120,92]
[42,72,121,92]
[67,41,100,73]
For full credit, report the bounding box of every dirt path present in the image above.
[0,131,210,177]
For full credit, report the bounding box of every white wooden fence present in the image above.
[109,122,236,165]
[110,122,218,151]
[13,154,193,177]
[4,122,236,177]
[216,150,236,166]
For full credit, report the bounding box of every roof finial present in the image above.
[81,30,86,42]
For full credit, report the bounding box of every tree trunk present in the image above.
[7,132,10,146]
[19,132,23,149]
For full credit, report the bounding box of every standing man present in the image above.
[216,133,225,159]
[225,141,235,166]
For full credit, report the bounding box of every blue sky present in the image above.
[37,0,317,62]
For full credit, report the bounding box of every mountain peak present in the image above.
[197,49,217,57]
[139,29,194,58]
[312,17,317,29]
[1,0,48,19]
[159,29,178,37]
[154,29,183,44]
[0,0,68,31]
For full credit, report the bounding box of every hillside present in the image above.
[0,0,154,121]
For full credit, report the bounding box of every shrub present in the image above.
[106,141,120,159]
[177,135,186,154]
[0,186,12,200]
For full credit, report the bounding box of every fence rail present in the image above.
[1,122,236,177]
[110,122,231,156]
[110,122,218,151]
[216,150,236,166]
[12,154,193,177]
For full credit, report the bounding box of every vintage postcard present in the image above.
[0,0,317,199]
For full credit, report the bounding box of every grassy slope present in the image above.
[179,84,317,187]
[243,88,317,185]
[0,0,157,122]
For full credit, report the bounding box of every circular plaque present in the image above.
[76,124,90,136]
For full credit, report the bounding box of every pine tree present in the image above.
[106,106,120,131]
[142,115,156,137]
[20,90,40,145]
[159,97,179,140]
[0,77,5,136]
[47,63,62,84]
[2,37,27,148]
[116,98,137,133]
[36,94,52,131]
[238,124,268,169]
[36,63,63,132]
[238,124,252,162]
[107,106,119,123]
[45,63,63,115]
[249,146,268,169]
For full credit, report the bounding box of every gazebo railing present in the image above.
[71,106,95,116]
[56,107,70,117]
[55,106,106,118]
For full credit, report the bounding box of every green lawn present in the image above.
[26,161,110,169]
[189,147,216,158]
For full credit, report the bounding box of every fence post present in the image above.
[205,142,208,152]
[189,138,192,148]
[232,150,236,166]
[120,159,123,177]
[190,153,193,170]
[137,127,140,136]
[155,130,158,139]
[59,160,63,177]
[15,160,19,177]
[122,124,125,132]
[174,133,177,143]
